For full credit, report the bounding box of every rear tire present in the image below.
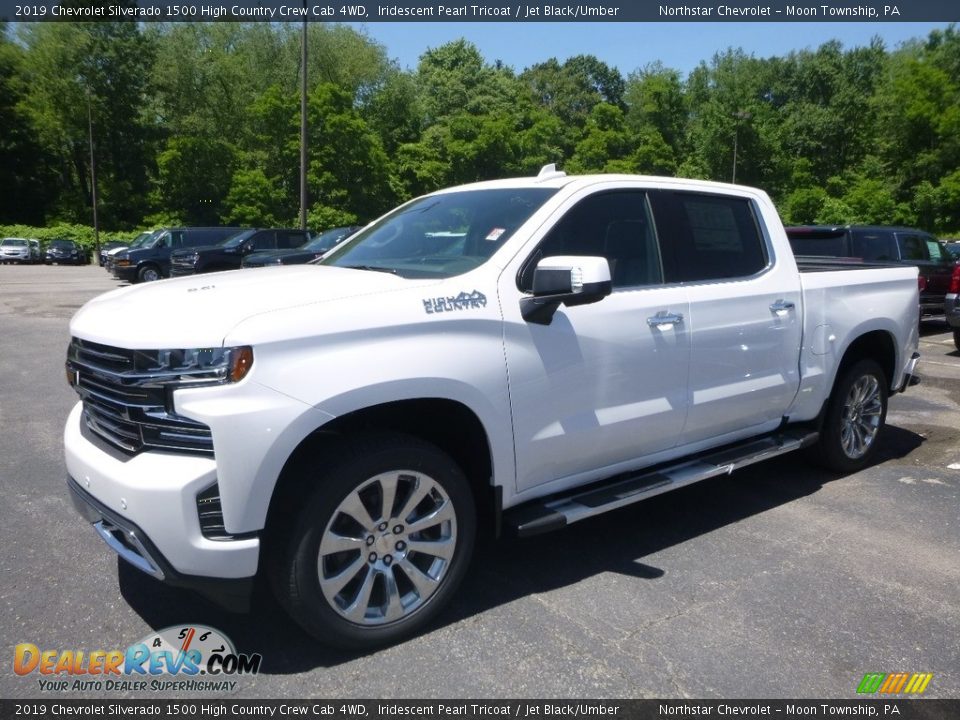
[270,433,476,650]
[811,359,888,473]
[953,329,960,353]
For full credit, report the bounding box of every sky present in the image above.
[358,21,953,76]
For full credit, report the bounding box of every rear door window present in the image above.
[650,191,767,282]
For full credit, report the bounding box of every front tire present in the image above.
[137,264,161,282]
[812,359,888,473]
[271,434,476,649]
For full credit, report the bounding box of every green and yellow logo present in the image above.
[856,672,933,694]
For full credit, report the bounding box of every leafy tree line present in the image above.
[2,19,959,237]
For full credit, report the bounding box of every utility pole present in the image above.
[731,110,751,184]
[86,87,100,263]
[299,3,308,231]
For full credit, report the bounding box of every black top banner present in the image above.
[2,700,960,720]
[2,0,959,22]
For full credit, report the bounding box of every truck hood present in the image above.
[70,265,431,348]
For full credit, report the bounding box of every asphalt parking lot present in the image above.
[1,263,958,700]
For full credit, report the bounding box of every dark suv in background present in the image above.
[786,225,957,318]
[242,226,362,268]
[169,227,309,277]
[112,227,248,283]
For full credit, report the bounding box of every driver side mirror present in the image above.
[520,256,612,325]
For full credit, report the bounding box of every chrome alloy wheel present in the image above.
[840,374,882,460]
[317,471,457,626]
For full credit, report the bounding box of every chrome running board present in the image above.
[505,428,819,537]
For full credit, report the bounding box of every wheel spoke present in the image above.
[342,567,377,622]
[320,532,365,555]
[340,490,376,532]
[320,554,365,596]
[406,500,455,535]
[398,558,440,598]
[383,568,404,621]
[397,479,432,523]
[379,475,399,523]
[406,536,455,561]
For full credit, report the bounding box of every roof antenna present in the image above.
[536,163,566,182]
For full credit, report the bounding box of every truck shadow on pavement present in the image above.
[118,424,923,673]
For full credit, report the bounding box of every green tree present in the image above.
[17,16,155,226]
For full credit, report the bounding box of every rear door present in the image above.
[502,187,691,492]
[650,190,802,444]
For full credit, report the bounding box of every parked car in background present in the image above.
[169,227,309,277]
[945,261,960,351]
[1,237,34,264]
[241,226,362,268]
[104,230,161,274]
[112,227,249,283]
[786,225,955,319]
[45,239,88,265]
[944,241,960,262]
[98,240,130,266]
[28,239,42,263]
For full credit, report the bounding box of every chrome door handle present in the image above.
[769,299,795,315]
[647,311,684,328]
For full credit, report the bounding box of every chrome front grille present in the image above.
[68,338,214,456]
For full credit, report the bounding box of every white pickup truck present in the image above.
[65,168,920,649]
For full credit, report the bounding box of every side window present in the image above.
[182,232,210,248]
[651,192,766,282]
[897,234,928,261]
[277,231,306,249]
[251,231,276,251]
[519,190,662,291]
[924,238,944,262]
[851,230,897,261]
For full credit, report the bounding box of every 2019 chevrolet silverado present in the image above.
[65,169,920,649]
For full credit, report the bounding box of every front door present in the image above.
[501,188,692,493]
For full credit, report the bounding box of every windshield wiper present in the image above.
[341,264,399,275]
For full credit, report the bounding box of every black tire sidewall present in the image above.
[819,359,888,473]
[277,434,476,649]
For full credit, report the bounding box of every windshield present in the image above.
[220,229,258,248]
[2,238,28,247]
[50,240,74,248]
[322,188,558,278]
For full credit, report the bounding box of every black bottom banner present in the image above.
[2,700,958,720]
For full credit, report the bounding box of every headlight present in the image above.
[115,259,131,266]
[138,346,255,386]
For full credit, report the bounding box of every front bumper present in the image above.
[68,477,254,611]
[64,402,260,580]
[112,264,138,281]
